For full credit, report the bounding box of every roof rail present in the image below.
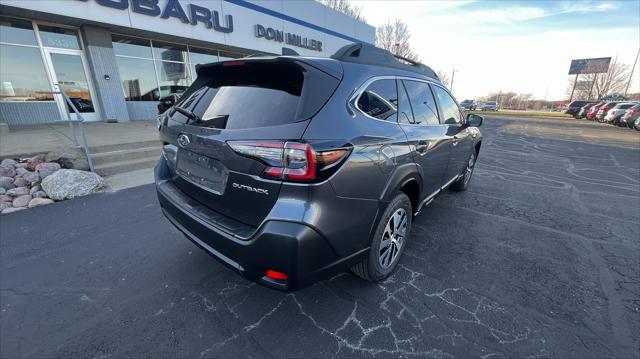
[331,43,439,80]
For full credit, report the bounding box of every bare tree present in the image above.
[436,69,451,88]
[376,19,419,62]
[318,0,366,22]
[567,57,631,100]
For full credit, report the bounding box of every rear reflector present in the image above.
[266,270,287,281]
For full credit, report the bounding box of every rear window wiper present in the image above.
[172,106,201,123]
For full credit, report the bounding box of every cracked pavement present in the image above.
[1,115,639,358]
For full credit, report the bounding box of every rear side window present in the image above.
[432,85,462,125]
[403,80,439,125]
[356,79,398,121]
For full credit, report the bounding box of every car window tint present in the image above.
[432,85,462,125]
[403,80,439,125]
[357,79,398,121]
[397,80,414,124]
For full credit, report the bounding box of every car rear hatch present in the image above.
[159,57,342,228]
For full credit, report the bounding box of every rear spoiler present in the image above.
[196,55,343,80]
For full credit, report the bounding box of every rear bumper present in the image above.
[155,158,366,290]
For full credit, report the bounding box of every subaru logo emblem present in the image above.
[177,134,190,147]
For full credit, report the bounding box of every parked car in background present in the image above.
[635,118,640,131]
[480,101,498,111]
[585,102,605,120]
[595,102,620,122]
[565,100,596,117]
[604,102,637,125]
[459,99,477,110]
[576,103,594,119]
[620,103,640,129]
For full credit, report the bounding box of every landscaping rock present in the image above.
[27,154,45,171]
[2,207,25,214]
[0,202,9,211]
[32,191,47,198]
[36,162,61,178]
[0,165,16,178]
[0,188,5,195]
[28,197,54,208]
[46,148,89,171]
[13,177,27,187]
[0,176,13,190]
[15,167,28,176]
[41,169,104,200]
[1,159,16,167]
[12,194,32,208]
[29,185,40,195]
[15,163,27,169]
[22,171,40,184]
[6,187,29,197]
[0,195,11,203]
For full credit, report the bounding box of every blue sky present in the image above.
[359,0,640,100]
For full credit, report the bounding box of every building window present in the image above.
[0,16,38,46]
[0,17,51,102]
[111,34,246,101]
[38,25,81,50]
[115,57,157,101]
[112,35,152,58]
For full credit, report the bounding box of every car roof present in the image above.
[331,43,440,81]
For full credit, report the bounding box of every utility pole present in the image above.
[624,48,639,97]
[450,69,456,92]
[568,73,579,102]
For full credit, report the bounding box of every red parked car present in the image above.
[585,102,606,120]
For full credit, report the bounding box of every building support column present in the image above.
[80,25,130,122]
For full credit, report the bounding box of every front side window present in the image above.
[403,80,439,125]
[357,79,398,121]
[432,85,462,125]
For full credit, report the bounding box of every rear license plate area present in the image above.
[176,150,228,195]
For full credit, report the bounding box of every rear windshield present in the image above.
[175,62,304,129]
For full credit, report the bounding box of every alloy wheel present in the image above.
[378,208,408,268]
[464,152,476,185]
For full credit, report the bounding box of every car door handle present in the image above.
[416,140,428,153]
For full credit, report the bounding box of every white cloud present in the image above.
[359,1,639,100]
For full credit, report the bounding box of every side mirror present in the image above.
[466,113,483,127]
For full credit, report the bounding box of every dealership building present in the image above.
[0,0,374,124]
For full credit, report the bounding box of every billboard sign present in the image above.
[568,57,611,75]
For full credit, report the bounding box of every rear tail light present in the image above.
[228,140,350,182]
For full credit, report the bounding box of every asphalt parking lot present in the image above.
[1,115,639,358]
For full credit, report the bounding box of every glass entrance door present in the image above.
[43,49,99,122]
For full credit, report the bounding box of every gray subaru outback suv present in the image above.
[155,43,483,290]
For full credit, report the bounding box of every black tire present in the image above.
[351,192,412,282]
[450,150,477,192]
